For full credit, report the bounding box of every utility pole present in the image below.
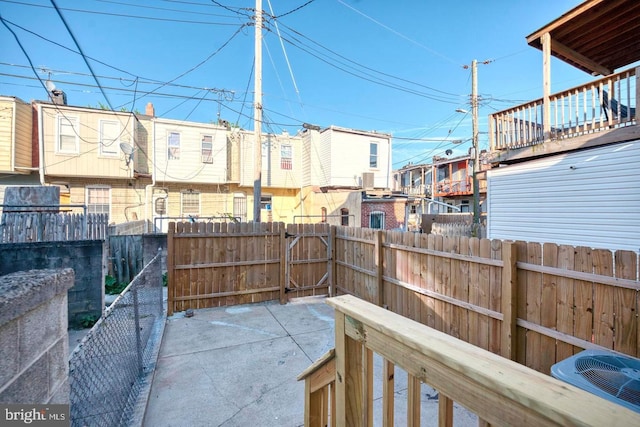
[252,0,263,223]
[471,59,480,230]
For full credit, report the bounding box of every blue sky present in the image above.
[1,0,592,169]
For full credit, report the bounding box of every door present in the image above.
[285,223,331,299]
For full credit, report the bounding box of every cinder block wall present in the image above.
[0,241,105,328]
[0,269,74,404]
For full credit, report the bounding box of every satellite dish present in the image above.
[45,80,56,92]
[119,142,134,155]
[445,149,453,156]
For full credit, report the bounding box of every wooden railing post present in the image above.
[335,312,363,426]
[501,241,517,360]
[167,222,175,316]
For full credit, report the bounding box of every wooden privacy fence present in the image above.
[166,221,331,315]
[167,222,640,373]
[109,235,144,284]
[334,227,640,374]
[0,212,109,243]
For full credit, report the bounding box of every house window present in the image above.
[99,120,120,156]
[369,142,378,168]
[341,208,349,226]
[261,195,272,210]
[369,211,385,229]
[201,135,213,163]
[57,115,79,154]
[410,205,417,214]
[86,186,110,217]
[281,144,292,170]
[321,207,327,223]
[181,191,200,216]
[168,132,180,160]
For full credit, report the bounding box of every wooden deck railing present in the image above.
[489,66,638,151]
[299,295,640,427]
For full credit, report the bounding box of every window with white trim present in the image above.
[201,135,213,163]
[168,132,180,160]
[57,115,79,154]
[86,186,110,217]
[369,211,385,229]
[280,144,292,170]
[181,191,200,216]
[99,120,120,156]
[369,142,378,168]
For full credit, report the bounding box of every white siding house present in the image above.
[238,131,303,189]
[153,118,227,184]
[487,141,640,252]
[302,126,392,189]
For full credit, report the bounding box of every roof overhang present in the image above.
[526,0,640,75]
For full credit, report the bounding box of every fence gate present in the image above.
[285,223,331,300]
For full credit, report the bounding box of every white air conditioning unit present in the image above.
[362,172,374,189]
[551,349,640,413]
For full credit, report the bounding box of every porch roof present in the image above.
[526,0,640,75]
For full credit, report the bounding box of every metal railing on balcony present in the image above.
[490,67,638,151]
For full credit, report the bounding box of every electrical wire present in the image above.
[2,0,243,26]
[50,0,114,110]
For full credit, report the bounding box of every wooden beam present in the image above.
[167,222,175,316]
[490,125,640,164]
[542,32,552,138]
[526,0,606,45]
[280,226,287,304]
[551,39,612,76]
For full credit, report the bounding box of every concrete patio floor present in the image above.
[143,296,478,427]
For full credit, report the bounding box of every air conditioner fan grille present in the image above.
[575,354,640,406]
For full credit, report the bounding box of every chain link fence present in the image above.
[69,252,165,427]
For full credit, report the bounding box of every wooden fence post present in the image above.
[280,225,287,304]
[501,241,517,360]
[167,222,175,316]
[329,225,336,297]
[375,230,384,307]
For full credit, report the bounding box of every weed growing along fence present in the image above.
[69,252,164,427]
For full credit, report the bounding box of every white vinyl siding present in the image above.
[57,115,79,154]
[487,141,640,252]
[99,120,120,156]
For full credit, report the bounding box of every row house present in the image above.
[0,96,39,204]
[299,125,393,228]
[0,98,394,229]
[392,153,489,230]
[486,0,639,252]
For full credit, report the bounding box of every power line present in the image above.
[2,0,244,26]
[274,0,316,19]
[275,22,464,100]
[50,0,114,110]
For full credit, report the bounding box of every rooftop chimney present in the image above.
[145,102,155,117]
